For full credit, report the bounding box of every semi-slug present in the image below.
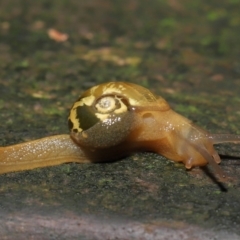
[0,82,239,176]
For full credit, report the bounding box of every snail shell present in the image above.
[68,82,169,150]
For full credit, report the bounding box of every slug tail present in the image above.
[0,135,90,174]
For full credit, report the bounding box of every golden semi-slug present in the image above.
[0,82,239,176]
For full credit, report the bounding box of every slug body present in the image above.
[0,82,240,176]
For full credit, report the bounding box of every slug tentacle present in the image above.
[209,134,240,144]
[178,136,225,177]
